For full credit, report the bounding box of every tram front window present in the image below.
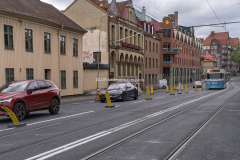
[207,73,223,79]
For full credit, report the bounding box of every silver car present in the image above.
[193,81,201,88]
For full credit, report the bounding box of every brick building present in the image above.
[202,31,239,75]
[159,12,203,86]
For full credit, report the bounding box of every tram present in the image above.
[206,68,226,89]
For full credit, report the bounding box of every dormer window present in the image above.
[152,26,153,34]
[148,24,150,33]
[144,22,146,31]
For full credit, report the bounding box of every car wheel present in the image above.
[134,91,138,100]
[49,98,60,114]
[122,92,127,101]
[162,85,166,89]
[13,102,26,121]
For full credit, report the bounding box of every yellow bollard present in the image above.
[95,89,100,102]
[195,84,197,91]
[201,83,203,90]
[174,85,176,90]
[105,91,115,108]
[1,106,26,128]
[170,85,175,95]
[181,85,183,90]
[146,87,152,100]
[166,86,169,93]
[151,86,154,94]
[185,84,188,93]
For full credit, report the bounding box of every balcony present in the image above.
[222,52,228,55]
[163,48,180,55]
[121,42,141,50]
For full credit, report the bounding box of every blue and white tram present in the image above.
[206,69,226,89]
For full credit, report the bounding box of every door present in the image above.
[37,81,50,108]
[126,83,134,98]
[25,81,41,110]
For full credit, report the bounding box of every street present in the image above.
[0,78,239,160]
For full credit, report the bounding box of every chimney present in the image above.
[142,6,146,20]
[174,11,178,26]
[128,0,133,6]
[211,31,215,37]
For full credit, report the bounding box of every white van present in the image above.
[159,79,167,89]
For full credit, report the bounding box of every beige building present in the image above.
[0,0,87,96]
[64,0,110,93]
[202,53,217,77]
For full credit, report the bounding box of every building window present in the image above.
[163,55,171,62]
[152,26,154,34]
[149,58,151,68]
[145,74,147,85]
[145,40,147,51]
[4,25,13,49]
[148,24,150,33]
[111,25,115,44]
[73,39,78,56]
[153,59,154,68]
[144,23,146,31]
[25,29,33,51]
[26,68,34,80]
[73,71,78,88]
[156,44,158,53]
[61,70,66,89]
[93,52,101,63]
[146,58,147,68]
[156,59,158,68]
[5,68,14,83]
[163,29,171,38]
[60,35,66,55]
[149,41,151,52]
[153,43,155,52]
[148,74,151,84]
[44,32,51,52]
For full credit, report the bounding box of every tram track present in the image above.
[0,81,234,157]
[81,80,235,160]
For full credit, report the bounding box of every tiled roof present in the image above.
[116,1,129,18]
[204,53,216,62]
[150,21,161,31]
[203,32,228,45]
[0,0,87,32]
[218,39,228,45]
[230,37,239,48]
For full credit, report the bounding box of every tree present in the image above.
[230,42,240,66]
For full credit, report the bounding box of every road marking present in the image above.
[115,105,120,108]
[155,97,164,99]
[26,86,229,160]
[133,100,146,103]
[27,111,94,126]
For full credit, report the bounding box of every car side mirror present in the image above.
[27,89,32,94]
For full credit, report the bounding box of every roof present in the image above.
[0,0,87,33]
[204,53,216,62]
[203,32,228,46]
[150,21,161,31]
[230,37,239,48]
[115,1,129,18]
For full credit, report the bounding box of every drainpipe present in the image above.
[108,16,110,86]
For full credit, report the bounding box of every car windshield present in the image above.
[107,83,126,89]
[0,82,29,93]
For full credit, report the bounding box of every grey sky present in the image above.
[42,0,240,39]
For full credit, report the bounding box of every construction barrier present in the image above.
[195,84,197,91]
[105,91,115,108]
[185,84,188,93]
[145,87,152,100]
[170,85,175,95]
[151,86,154,94]
[1,106,26,128]
[166,86,169,93]
[174,85,176,90]
[201,83,204,90]
[95,89,100,102]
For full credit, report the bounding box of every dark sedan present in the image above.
[99,82,138,102]
[0,80,60,120]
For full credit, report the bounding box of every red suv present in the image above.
[0,79,60,120]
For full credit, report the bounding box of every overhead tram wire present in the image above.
[133,4,161,22]
[224,10,240,23]
[206,0,226,31]
[184,3,240,25]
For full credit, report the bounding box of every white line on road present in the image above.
[72,103,80,105]
[27,111,94,126]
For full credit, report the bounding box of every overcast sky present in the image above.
[42,0,240,39]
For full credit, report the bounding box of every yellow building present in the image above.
[0,0,87,96]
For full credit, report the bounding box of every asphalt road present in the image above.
[0,78,239,160]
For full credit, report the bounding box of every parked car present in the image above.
[159,79,167,89]
[99,82,138,102]
[0,80,60,120]
[193,81,202,88]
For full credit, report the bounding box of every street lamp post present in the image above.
[97,14,113,91]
